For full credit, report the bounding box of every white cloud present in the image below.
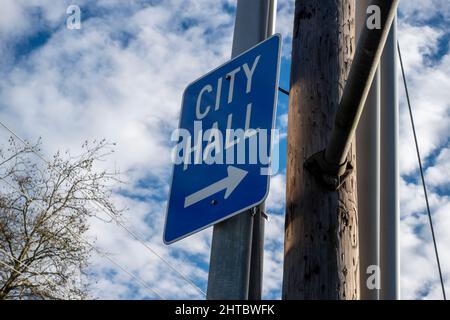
[276,0,294,57]
[396,2,450,299]
[266,174,286,212]
[0,0,449,301]
[0,0,237,300]
[399,0,450,23]
[426,148,450,187]
[399,191,450,299]
[398,23,450,175]
[262,213,284,299]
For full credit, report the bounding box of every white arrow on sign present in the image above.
[184,166,248,208]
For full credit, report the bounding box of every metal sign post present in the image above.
[207,0,278,300]
[356,0,381,300]
[380,16,400,300]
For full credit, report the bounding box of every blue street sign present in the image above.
[164,34,282,244]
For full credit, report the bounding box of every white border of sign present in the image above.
[163,33,282,245]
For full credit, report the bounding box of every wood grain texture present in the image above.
[283,0,359,299]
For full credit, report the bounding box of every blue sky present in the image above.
[0,0,449,299]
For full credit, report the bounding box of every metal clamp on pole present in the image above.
[304,0,398,191]
[251,207,270,221]
[304,150,353,190]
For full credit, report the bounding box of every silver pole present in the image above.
[266,0,277,37]
[356,0,381,300]
[207,0,276,300]
[248,0,277,300]
[380,16,400,300]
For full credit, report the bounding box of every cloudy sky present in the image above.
[0,0,448,299]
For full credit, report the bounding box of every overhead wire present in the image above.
[398,40,447,300]
[0,249,68,300]
[0,120,206,298]
[0,175,165,300]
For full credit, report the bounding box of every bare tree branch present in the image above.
[0,137,122,300]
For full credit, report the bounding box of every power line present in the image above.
[0,248,65,300]
[66,227,167,300]
[397,40,447,300]
[0,176,165,300]
[0,120,205,298]
[102,212,206,297]
[0,247,72,300]
[0,258,67,300]
[0,259,61,298]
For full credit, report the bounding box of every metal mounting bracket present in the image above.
[250,208,270,221]
[304,150,353,191]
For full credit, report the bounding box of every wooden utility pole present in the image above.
[283,0,359,299]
